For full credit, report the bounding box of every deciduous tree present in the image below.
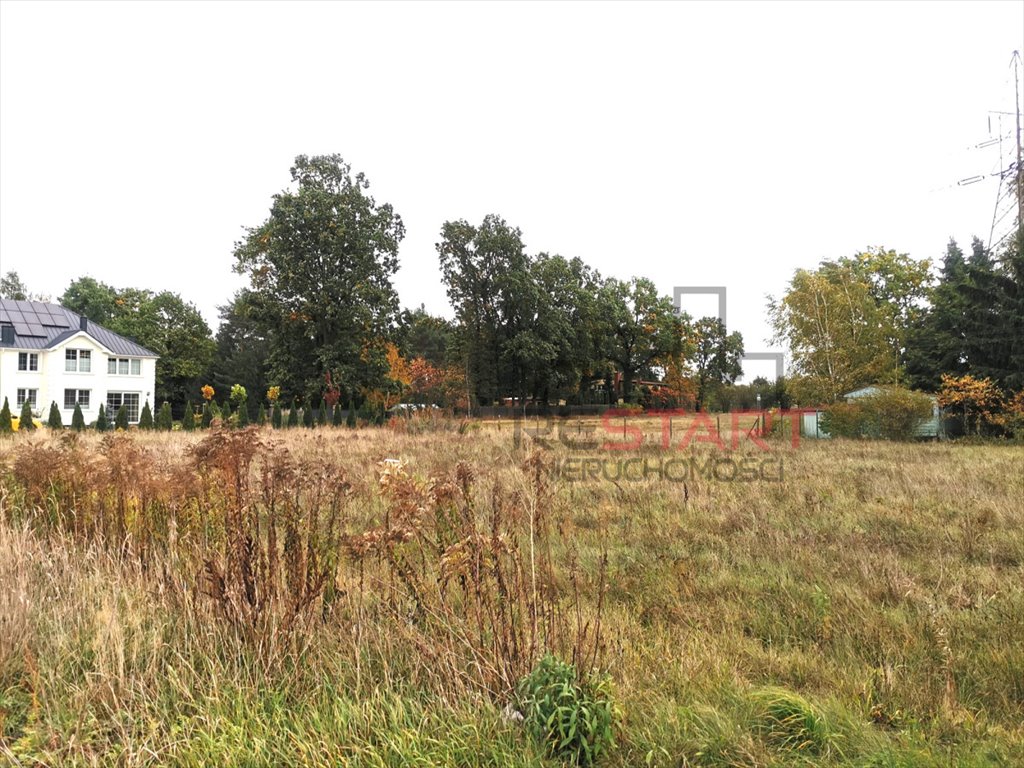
[233,154,404,402]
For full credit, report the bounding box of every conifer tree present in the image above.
[303,402,314,428]
[0,398,12,433]
[346,403,357,428]
[47,402,63,429]
[96,404,108,431]
[158,402,173,430]
[18,398,36,431]
[201,402,213,429]
[287,398,299,427]
[237,401,249,426]
[333,403,343,426]
[257,404,267,426]
[115,405,129,431]
[182,400,196,431]
[318,399,328,426]
[221,400,232,426]
[272,403,283,428]
[139,400,154,430]
[71,403,85,431]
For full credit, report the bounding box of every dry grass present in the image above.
[0,419,1022,766]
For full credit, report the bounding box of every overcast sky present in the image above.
[1,1,1022,380]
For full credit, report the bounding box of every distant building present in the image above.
[0,299,158,424]
[800,385,944,439]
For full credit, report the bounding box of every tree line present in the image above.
[2,152,1022,424]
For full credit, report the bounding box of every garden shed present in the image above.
[800,386,944,439]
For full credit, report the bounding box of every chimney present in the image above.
[80,316,88,332]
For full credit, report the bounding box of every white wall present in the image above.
[0,331,157,424]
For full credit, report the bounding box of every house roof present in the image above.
[844,385,937,402]
[844,386,882,399]
[0,299,158,357]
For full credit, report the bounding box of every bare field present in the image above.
[1,423,1022,766]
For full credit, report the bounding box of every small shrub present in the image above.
[287,399,299,428]
[332,403,343,426]
[71,403,85,431]
[46,402,63,429]
[221,400,232,426]
[158,402,173,431]
[182,400,196,431]
[18,399,36,431]
[302,403,314,428]
[257,403,266,426]
[346,404,356,428]
[201,402,213,429]
[820,402,867,438]
[516,655,617,766]
[317,400,328,426]
[114,405,129,431]
[271,403,282,429]
[0,397,12,433]
[96,404,108,431]
[139,400,154,430]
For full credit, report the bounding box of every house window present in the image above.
[106,392,140,422]
[17,353,39,371]
[16,389,37,407]
[65,349,92,372]
[107,357,143,375]
[64,389,90,409]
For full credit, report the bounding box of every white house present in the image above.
[0,299,158,425]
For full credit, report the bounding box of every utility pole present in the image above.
[1014,51,1023,231]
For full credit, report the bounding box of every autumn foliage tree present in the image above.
[937,374,1005,436]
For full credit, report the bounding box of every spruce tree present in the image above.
[96,404,108,432]
[182,400,196,431]
[201,402,213,429]
[303,402,314,428]
[221,400,232,426]
[346,403,357,428]
[287,399,299,428]
[139,400,154,430]
[237,401,249,427]
[115,405,129,431]
[18,398,36,431]
[272,403,283,429]
[257,404,267,426]
[158,402,173,430]
[47,402,63,429]
[333,403,343,426]
[318,400,328,426]
[71,403,85,431]
[0,397,13,433]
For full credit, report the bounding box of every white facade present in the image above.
[0,331,157,424]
